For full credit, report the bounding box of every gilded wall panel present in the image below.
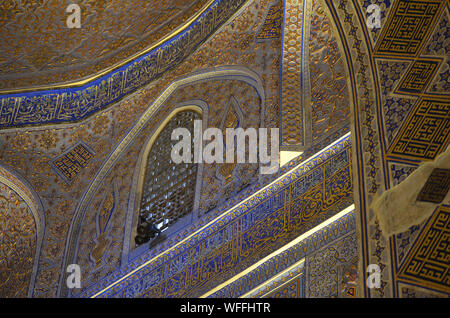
[0,181,37,298]
[208,206,356,298]
[72,79,263,296]
[309,0,350,142]
[0,0,282,297]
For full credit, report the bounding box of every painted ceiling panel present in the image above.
[0,0,249,129]
[0,0,209,90]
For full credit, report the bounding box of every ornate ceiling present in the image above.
[0,0,209,90]
[0,0,248,130]
[0,0,447,299]
[0,0,283,297]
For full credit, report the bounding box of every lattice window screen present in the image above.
[138,110,200,236]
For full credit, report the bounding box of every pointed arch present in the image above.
[125,104,205,259]
[0,163,45,297]
[58,66,265,297]
[215,96,245,185]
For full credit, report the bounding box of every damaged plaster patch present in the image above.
[371,145,450,236]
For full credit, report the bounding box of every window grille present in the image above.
[135,110,200,246]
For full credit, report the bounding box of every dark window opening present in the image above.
[135,110,200,246]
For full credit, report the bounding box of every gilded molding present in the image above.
[78,132,352,297]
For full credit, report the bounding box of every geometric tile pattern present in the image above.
[424,9,450,94]
[361,0,394,42]
[388,98,450,161]
[395,224,422,269]
[423,6,450,57]
[50,141,95,183]
[417,168,450,203]
[374,0,444,57]
[430,61,450,94]
[325,0,449,298]
[396,59,441,94]
[378,60,411,96]
[383,97,417,145]
[397,205,450,293]
[377,60,417,144]
[390,163,418,187]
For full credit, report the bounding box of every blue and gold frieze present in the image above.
[206,207,355,298]
[0,0,247,129]
[78,134,352,298]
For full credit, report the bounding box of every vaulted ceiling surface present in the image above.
[0,0,209,90]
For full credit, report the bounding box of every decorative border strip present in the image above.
[204,205,355,298]
[80,133,351,297]
[280,0,307,146]
[245,259,305,298]
[0,0,248,129]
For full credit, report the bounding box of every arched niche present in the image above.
[0,164,45,297]
[59,66,265,297]
[131,106,204,250]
